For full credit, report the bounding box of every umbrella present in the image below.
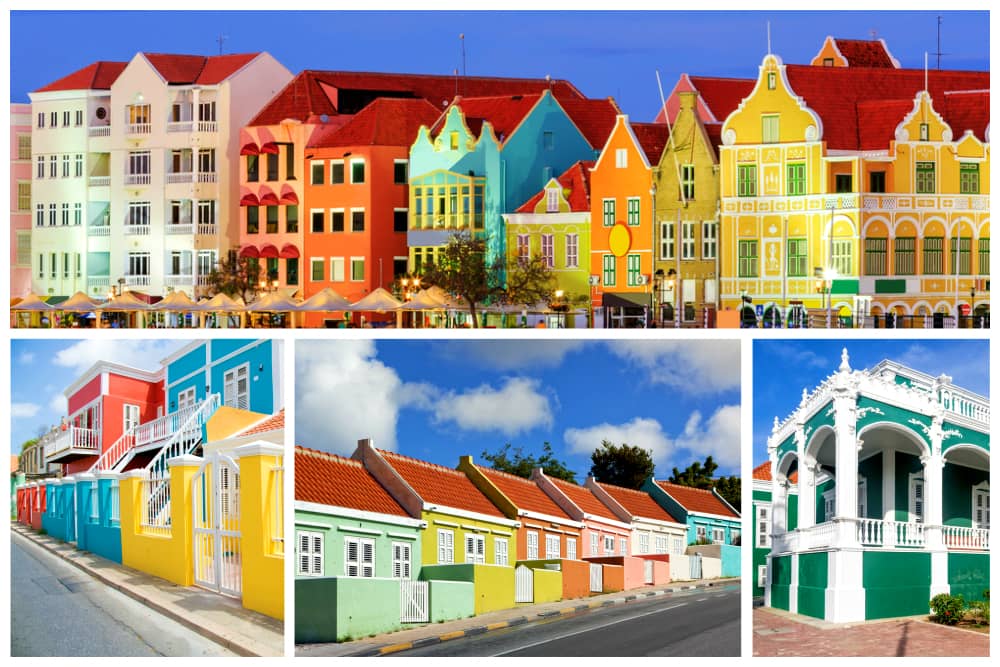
[95,292,151,311]
[350,287,402,313]
[11,293,55,311]
[246,291,301,312]
[198,293,247,312]
[57,291,103,313]
[398,290,448,311]
[423,285,455,307]
[296,288,352,312]
[151,290,203,311]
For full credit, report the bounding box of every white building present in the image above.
[29,52,292,299]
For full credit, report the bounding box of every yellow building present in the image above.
[718,43,989,327]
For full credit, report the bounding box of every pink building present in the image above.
[10,103,32,297]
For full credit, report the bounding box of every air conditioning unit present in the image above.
[636,275,648,286]
[95,107,107,120]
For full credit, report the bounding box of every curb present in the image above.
[350,578,740,656]
[11,526,273,657]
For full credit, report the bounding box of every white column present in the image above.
[882,447,895,522]
[923,453,944,549]
[833,391,859,547]
[788,552,799,614]
[764,553,773,607]
[798,462,818,530]
[772,474,787,535]
[825,549,866,622]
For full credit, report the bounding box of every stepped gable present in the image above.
[307,97,441,148]
[440,94,543,142]
[550,477,619,522]
[35,61,127,92]
[479,467,574,520]
[380,450,504,518]
[656,480,739,517]
[295,446,408,517]
[515,160,594,213]
[595,481,680,523]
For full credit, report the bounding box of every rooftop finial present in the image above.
[840,347,851,372]
[800,387,808,406]
[772,416,780,432]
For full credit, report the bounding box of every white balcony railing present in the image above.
[88,276,111,288]
[124,275,150,287]
[124,174,150,186]
[943,525,990,551]
[166,121,194,133]
[857,518,925,548]
[167,172,192,184]
[197,223,217,236]
[197,172,218,184]
[88,125,111,137]
[197,121,218,133]
[861,193,990,213]
[939,389,990,428]
[165,223,193,235]
[196,275,214,286]
[127,123,151,135]
[88,225,111,237]
[164,275,194,287]
[124,224,150,236]
[133,402,204,449]
[89,176,110,187]
[771,521,838,553]
[140,472,171,536]
[42,426,100,460]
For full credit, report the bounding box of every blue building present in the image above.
[642,478,742,546]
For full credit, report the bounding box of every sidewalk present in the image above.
[298,576,740,656]
[753,607,989,657]
[11,524,284,657]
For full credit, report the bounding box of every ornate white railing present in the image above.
[88,225,111,236]
[167,172,192,184]
[197,121,217,133]
[124,275,150,287]
[89,176,110,187]
[164,275,194,287]
[197,172,218,184]
[43,426,100,460]
[127,123,151,135]
[140,472,171,536]
[134,402,204,449]
[857,518,924,547]
[124,173,150,185]
[196,223,217,236]
[124,224,150,236]
[165,224,193,235]
[143,394,221,479]
[771,521,838,553]
[938,388,989,428]
[90,430,134,473]
[943,525,989,551]
[166,121,193,133]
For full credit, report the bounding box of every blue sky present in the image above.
[751,339,990,465]
[10,339,187,451]
[296,339,741,480]
[10,10,988,122]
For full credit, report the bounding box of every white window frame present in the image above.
[516,234,530,266]
[565,234,578,268]
[603,534,614,555]
[712,527,725,544]
[545,187,560,213]
[702,220,717,259]
[857,475,867,519]
[464,533,485,564]
[619,537,627,555]
[696,525,707,542]
[349,158,366,184]
[297,530,324,576]
[681,221,696,259]
[330,257,345,283]
[329,159,345,185]
[177,387,197,410]
[494,537,508,566]
[823,489,836,523]
[615,148,628,168]
[566,537,577,561]
[638,532,649,554]
[757,564,767,588]
[344,536,375,577]
[544,533,560,559]
[437,528,454,564]
[541,234,554,268]
[89,481,99,521]
[660,221,675,260]
[391,541,411,579]
[349,256,365,282]
[123,403,140,433]
[223,363,250,410]
[909,472,924,524]
[756,504,771,547]
[590,532,598,556]
[972,482,989,529]
[526,530,539,559]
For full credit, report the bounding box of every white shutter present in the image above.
[298,533,311,575]
[566,537,576,560]
[590,533,598,556]
[495,538,508,566]
[311,534,323,575]
[345,538,360,576]
[527,531,539,559]
[297,531,323,576]
[361,540,375,577]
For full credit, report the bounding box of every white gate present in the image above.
[690,553,702,579]
[192,453,242,598]
[589,562,603,592]
[643,559,654,584]
[515,564,534,603]
[400,580,429,623]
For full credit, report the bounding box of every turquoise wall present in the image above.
[893,451,923,522]
[41,484,75,543]
[770,554,791,611]
[75,478,122,563]
[165,340,276,415]
[942,463,988,527]
[858,453,882,518]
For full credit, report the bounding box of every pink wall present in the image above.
[10,103,31,297]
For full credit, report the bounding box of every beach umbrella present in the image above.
[296,288,352,312]
[57,291,102,313]
[350,287,402,313]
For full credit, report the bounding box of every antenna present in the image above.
[460,33,466,78]
[924,52,929,93]
[934,15,945,69]
[656,70,687,207]
[216,34,228,56]
[766,21,771,55]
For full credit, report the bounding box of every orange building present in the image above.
[589,115,668,327]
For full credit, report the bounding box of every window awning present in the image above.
[259,142,279,154]
[240,142,259,156]
[238,245,260,258]
[279,244,300,259]
[258,187,279,206]
[279,184,299,205]
[239,192,259,207]
[258,244,280,258]
[602,292,651,309]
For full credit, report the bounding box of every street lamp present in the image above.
[653,269,665,326]
[816,268,838,328]
[970,284,976,328]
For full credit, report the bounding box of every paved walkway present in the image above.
[753,607,989,657]
[298,577,740,656]
[11,524,284,656]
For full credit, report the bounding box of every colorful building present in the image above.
[750,461,798,598]
[585,477,688,559]
[764,350,989,621]
[11,103,32,297]
[643,479,741,546]
[589,115,668,327]
[717,42,989,326]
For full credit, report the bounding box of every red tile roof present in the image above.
[142,53,259,85]
[515,160,594,213]
[307,97,441,149]
[249,70,585,127]
[703,122,723,155]
[236,409,284,437]
[832,39,897,68]
[557,96,621,149]
[687,76,755,123]
[595,481,680,523]
[295,446,409,517]
[35,61,127,92]
[655,481,739,518]
[753,461,798,484]
[550,477,620,522]
[631,122,670,165]
[479,467,574,520]
[380,450,504,518]
[856,99,915,151]
[941,90,990,143]
[442,94,543,142]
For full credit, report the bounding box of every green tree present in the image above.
[669,456,740,510]
[205,252,261,304]
[713,475,741,511]
[589,440,655,489]
[420,233,496,328]
[481,442,577,483]
[502,254,557,309]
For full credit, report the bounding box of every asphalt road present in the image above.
[391,583,740,657]
[10,531,237,657]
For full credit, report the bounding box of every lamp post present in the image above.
[970,284,976,328]
[653,269,664,326]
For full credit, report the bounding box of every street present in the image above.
[391,583,740,657]
[10,530,237,657]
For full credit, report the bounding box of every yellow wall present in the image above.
[531,567,562,604]
[420,508,517,569]
[205,407,267,443]
[504,213,591,303]
[237,447,285,620]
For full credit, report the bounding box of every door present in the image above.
[643,559,654,585]
[177,387,197,410]
[192,453,242,597]
[589,562,603,593]
[973,487,990,529]
[223,365,249,410]
[690,553,703,579]
[400,580,429,623]
[123,403,140,434]
[515,565,534,603]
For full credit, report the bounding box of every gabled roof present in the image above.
[515,160,594,213]
[594,481,680,523]
[236,409,284,437]
[479,467,574,520]
[655,480,739,518]
[35,61,128,93]
[249,69,585,127]
[143,52,260,85]
[438,94,542,142]
[941,90,990,143]
[556,96,621,149]
[380,450,504,518]
[828,38,898,68]
[654,75,754,124]
[295,446,409,517]
[307,97,441,149]
[631,122,670,164]
[703,122,724,153]
[550,477,620,522]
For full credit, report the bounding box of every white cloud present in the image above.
[671,404,742,471]
[52,339,183,375]
[428,377,553,435]
[564,417,674,465]
[605,340,740,393]
[761,342,830,370]
[17,351,34,364]
[49,393,68,415]
[11,403,41,419]
[434,340,588,371]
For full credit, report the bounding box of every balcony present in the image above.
[197,172,218,184]
[165,223,194,235]
[89,176,110,187]
[861,193,990,213]
[88,224,111,237]
[164,274,194,287]
[856,518,924,548]
[88,276,111,289]
[197,223,218,236]
[88,126,111,137]
[196,275,214,286]
[773,518,988,554]
[124,224,151,236]
[42,426,100,463]
[197,121,218,133]
[942,525,990,551]
[166,121,194,133]
[125,173,150,186]
[127,123,151,135]
[125,275,150,287]
[167,172,192,184]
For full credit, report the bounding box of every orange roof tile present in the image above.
[307,97,441,149]
[655,481,739,518]
[143,52,259,85]
[557,96,621,149]
[438,94,542,142]
[687,76,755,122]
[550,477,619,522]
[35,61,127,92]
[832,39,897,68]
[295,446,409,517]
[479,467,573,520]
[753,461,798,483]
[237,409,284,437]
[515,160,594,213]
[595,481,680,523]
[380,450,504,518]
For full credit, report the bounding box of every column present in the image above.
[923,453,949,597]
[771,459,787,536]
[798,462,818,530]
[833,391,859,547]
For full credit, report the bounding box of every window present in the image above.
[50,111,57,127]
[654,535,667,554]
[787,163,805,195]
[330,160,344,184]
[350,258,365,282]
[494,538,508,566]
[541,234,554,268]
[464,534,485,564]
[344,536,375,577]
[286,205,298,233]
[681,164,695,199]
[127,201,151,229]
[832,239,852,276]
[823,491,836,522]
[50,155,57,178]
[626,197,640,226]
[787,238,807,276]
[915,162,935,194]
[615,148,627,168]
[351,209,365,232]
[17,134,31,160]
[75,154,83,178]
[758,565,767,588]
[894,237,915,275]
[246,207,259,234]
[602,254,616,287]
[37,112,44,128]
[266,206,279,233]
[223,364,249,410]
[546,187,560,213]
[857,477,867,518]
[284,143,295,180]
[199,149,216,175]
[17,182,30,211]
[330,257,345,282]
[61,154,69,178]
[310,258,324,281]
[449,132,459,150]
[36,204,43,227]
[835,174,852,193]
[198,100,217,124]
[286,257,299,286]
[681,221,696,259]
[756,504,771,547]
[590,533,598,556]
[75,110,83,126]
[15,232,30,266]
[960,164,980,194]
[62,252,69,278]
[127,151,150,177]
[864,238,887,275]
[950,237,971,275]
[61,203,70,226]
[350,159,365,184]
[565,234,579,268]
[638,533,649,554]
[919,123,929,141]
[37,156,44,178]
[660,221,675,260]
[49,203,56,227]
[738,164,757,196]
[394,160,408,184]
[909,475,924,523]
[701,221,718,259]
[767,71,777,89]
[762,115,779,143]
[978,239,989,275]
[310,161,324,185]
[738,240,758,277]
[308,209,324,234]
[297,531,324,575]
[923,237,944,274]
[543,131,554,150]
[526,531,539,559]
[869,171,886,193]
[545,534,560,559]
[61,110,70,127]
[603,535,614,555]
[696,525,707,542]
[566,537,576,560]
[602,198,616,227]
[391,542,412,579]
[331,210,345,233]
[263,152,278,181]
[712,527,725,544]
[393,209,408,232]
[246,155,259,182]
[971,483,989,530]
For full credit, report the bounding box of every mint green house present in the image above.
[765,350,989,621]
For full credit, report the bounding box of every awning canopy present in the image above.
[259,142,279,154]
[602,292,650,310]
[239,245,260,258]
[258,187,279,206]
[279,243,300,259]
[240,142,259,156]
[279,184,299,205]
[240,192,259,207]
[258,244,280,259]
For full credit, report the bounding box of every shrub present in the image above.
[929,593,966,625]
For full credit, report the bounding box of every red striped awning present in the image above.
[258,244,279,258]
[259,142,279,154]
[240,192,259,207]
[240,142,259,156]
[279,243,300,259]
[238,245,260,258]
[279,184,299,205]
[258,187,279,206]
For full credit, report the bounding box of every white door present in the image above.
[973,488,990,529]
[643,559,654,584]
[589,563,603,593]
[400,580,429,623]
[177,387,197,410]
[515,565,534,603]
[123,404,140,433]
[223,365,249,410]
[192,453,242,598]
